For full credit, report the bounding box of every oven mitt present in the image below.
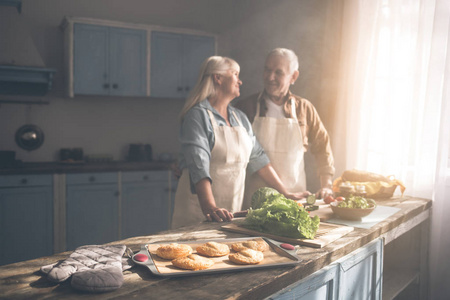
[40,245,133,293]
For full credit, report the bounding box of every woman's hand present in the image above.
[204,207,234,222]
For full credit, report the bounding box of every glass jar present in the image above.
[355,185,367,197]
[339,182,355,197]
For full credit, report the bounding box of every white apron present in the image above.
[171,109,253,229]
[243,97,306,208]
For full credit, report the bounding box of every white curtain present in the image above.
[334,0,450,298]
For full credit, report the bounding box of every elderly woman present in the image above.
[171,56,308,229]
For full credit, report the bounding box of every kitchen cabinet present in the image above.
[150,31,215,98]
[62,17,216,98]
[66,172,119,251]
[268,238,383,300]
[121,170,170,239]
[72,23,147,96]
[0,174,53,266]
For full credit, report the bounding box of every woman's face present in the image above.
[219,68,242,98]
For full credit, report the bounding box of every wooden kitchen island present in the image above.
[0,196,431,300]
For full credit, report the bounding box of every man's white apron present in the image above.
[243,97,306,208]
[172,109,252,228]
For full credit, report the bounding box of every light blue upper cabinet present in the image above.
[151,31,215,98]
[72,23,147,96]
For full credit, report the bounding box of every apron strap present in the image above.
[255,92,264,118]
[290,98,298,120]
[206,110,219,129]
[231,111,243,127]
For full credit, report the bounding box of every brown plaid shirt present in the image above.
[234,91,335,177]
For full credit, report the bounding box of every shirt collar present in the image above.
[260,90,293,104]
[199,99,236,122]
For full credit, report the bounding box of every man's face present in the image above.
[263,55,298,101]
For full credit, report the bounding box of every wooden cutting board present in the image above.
[308,203,335,221]
[221,220,353,248]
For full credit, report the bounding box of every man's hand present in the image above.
[315,187,333,199]
[284,191,311,200]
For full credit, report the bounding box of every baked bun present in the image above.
[231,239,269,252]
[172,254,214,271]
[196,241,230,257]
[229,248,264,265]
[155,243,192,260]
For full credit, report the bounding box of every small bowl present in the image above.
[330,201,376,220]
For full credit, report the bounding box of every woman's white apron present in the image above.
[171,109,252,228]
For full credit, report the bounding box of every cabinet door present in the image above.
[150,31,215,98]
[337,238,383,300]
[182,34,215,96]
[150,32,183,98]
[268,264,338,300]
[121,171,169,239]
[73,24,147,96]
[109,27,147,96]
[73,23,109,95]
[0,175,53,266]
[66,173,119,251]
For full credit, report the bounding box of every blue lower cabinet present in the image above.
[338,238,383,300]
[66,172,119,251]
[121,171,170,239]
[268,238,383,300]
[269,264,339,300]
[0,175,53,266]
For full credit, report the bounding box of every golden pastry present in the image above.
[154,243,192,260]
[229,248,264,265]
[172,254,214,271]
[196,241,230,257]
[231,239,269,252]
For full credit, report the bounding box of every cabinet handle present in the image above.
[177,87,183,92]
[103,83,110,89]
[114,191,120,197]
[20,178,28,184]
[112,83,118,89]
[89,176,96,182]
[143,175,149,180]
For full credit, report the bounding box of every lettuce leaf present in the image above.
[244,188,320,239]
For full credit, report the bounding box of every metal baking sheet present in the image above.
[132,237,301,277]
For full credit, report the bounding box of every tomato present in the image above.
[324,195,335,204]
[335,196,345,202]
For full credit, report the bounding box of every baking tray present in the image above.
[132,237,301,277]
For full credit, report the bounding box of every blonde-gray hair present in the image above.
[267,48,299,74]
[179,56,240,120]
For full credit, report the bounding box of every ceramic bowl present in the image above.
[329,201,376,220]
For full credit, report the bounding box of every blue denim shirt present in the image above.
[179,99,269,191]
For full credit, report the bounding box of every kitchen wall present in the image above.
[0,0,341,188]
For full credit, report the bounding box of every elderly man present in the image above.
[235,48,335,207]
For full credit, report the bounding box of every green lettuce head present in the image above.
[251,187,279,209]
[245,187,320,239]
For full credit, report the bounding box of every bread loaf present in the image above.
[341,169,389,183]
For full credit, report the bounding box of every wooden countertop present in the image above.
[0,196,431,300]
[0,161,174,175]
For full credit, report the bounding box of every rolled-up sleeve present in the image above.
[180,108,213,187]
